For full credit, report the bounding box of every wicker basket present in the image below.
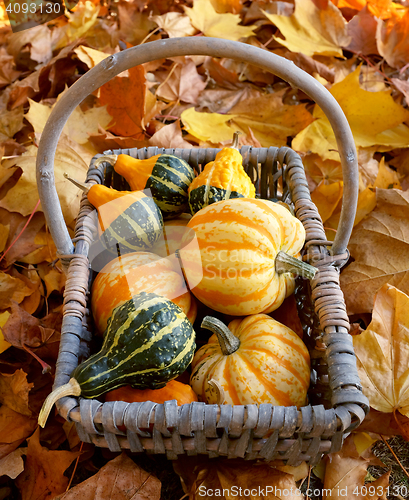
[36,38,369,466]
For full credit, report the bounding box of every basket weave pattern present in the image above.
[54,145,369,466]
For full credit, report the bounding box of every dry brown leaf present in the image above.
[155,59,207,104]
[15,427,78,500]
[323,434,389,499]
[0,405,37,460]
[149,121,194,149]
[37,265,66,298]
[54,453,161,500]
[352,284,409,417]
[0,447,26,479]
[340,189,409,314]
[0,211,48,268]
[0,272,33,310]
[0,369,33,416]
[150,12,197,37]
[2,302,62,368]
[345,6,379,56]
[174,457,304,499]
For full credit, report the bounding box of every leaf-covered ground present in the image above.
[0,0,409,498]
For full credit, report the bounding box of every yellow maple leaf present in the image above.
[184,0,256,41]
[0,311,11,354]
[210,0,243,13]
[228,92,313,147]
[352,284,409,417]
[263,0,350,57]
[25,98,111,146]
[293,66,409,161]
[316,157,399,236]
[73,45,110,68]
[0,143,89,225]
[181,107,237,143]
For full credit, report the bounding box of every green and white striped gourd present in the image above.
[38,292,196,427]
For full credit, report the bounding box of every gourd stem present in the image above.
[275,251,317,279]
[94,154,118,169]
[63,173,91,194]
[231,131,241,150]
[38,378,81,428]
[208,379,225,404]
[201,316,240,355]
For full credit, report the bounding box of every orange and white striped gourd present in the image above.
[91,251,197,334]
[190,315,310,407]
[150,214,192,258]
[179,198,315,316]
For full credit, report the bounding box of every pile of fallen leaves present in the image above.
[1,0,409,498]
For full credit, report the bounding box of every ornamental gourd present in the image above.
[38,292,196,428]
[105,380,198,405]
[190,315,310,407]
[150,214,192,258]
[188,132,255,215]
[91,251,197,334]
[95,153,195,219]
[179,198,316,316]
[64,174,163,255]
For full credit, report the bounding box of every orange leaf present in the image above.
[15,427,78,500]
[98,65,147,138]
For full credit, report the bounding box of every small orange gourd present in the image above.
[91,251,197,334]
[94,154,195,219]
[190,315,310,407]
[104,379,198,405]
[64,173,163,255]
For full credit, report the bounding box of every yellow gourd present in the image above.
[188,132,255,214]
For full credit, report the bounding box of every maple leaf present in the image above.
[0,405,37,460]
[7,24,53,66]
[54,453,161,500]
[149,121,194,149]
[293,66,409,161]
[15,427,79,500]
[181,107,237,143]
[352,284,409,419]
[345,6,379,56]
[0,311,10,354]
[155,58,207,104]
[0,369,33,416]
[0,107,24,143]
[150,12,197,38]
[0,271,33,309]
[174,456,304,499]
[0,142,89,225]
[376,9,409,69]
[184,0,256,41]
[228,91,314,147]
[25,97,112,146]
[116,4,157,46]
[340,189,409,314]
[98,64,148,138]
[263,0,350,58]
[211,0,243,13]
[73,45,110,68]
[323,446,390,499]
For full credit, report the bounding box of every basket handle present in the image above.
[36,37,358,262]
